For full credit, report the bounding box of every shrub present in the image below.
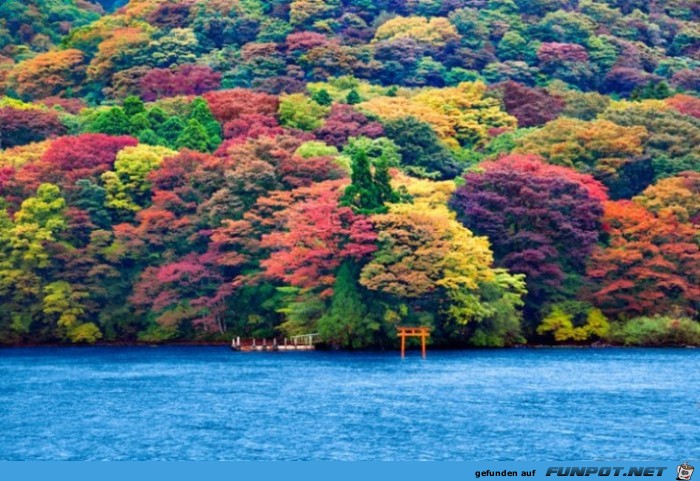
[537,303,609,343]
[608,316,700,346]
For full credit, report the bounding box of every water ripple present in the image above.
[0,347,698,460]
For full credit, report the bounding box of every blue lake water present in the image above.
[0,347,698,460]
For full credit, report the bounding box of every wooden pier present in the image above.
[231,333,320,352]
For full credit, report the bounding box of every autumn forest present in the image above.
[0,0,698,347]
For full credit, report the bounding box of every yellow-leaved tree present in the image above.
[0,140,51,169]
[516,117,647,179]
[102,144,176,215]
[360,175,527,345]
[537,306,609,343]
[412,82,517,147]
[633,171,700,226]
[373,16,460,47]
[360,82,516,148]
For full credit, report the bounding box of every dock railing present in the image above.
[231,333,320,351]
[288,333,320,346]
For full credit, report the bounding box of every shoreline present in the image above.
[0,342,696,350]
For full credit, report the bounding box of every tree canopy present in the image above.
[0,0,698,346]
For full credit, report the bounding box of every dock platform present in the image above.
[231,333,319,352]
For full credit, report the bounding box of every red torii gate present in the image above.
[396,326,430,358]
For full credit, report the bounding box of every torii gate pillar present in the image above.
[396,326,430,359]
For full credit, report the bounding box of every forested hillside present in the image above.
[0,1,107,60]
[0,0,698,347]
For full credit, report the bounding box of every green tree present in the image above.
[157,116,185,146]
[318,262,379,349]
[75,179,111,229]
[129,112,151,136]
[176,119,210,152]
[346,89,361,105]
[295,141,339,159]
[102,145,176,215]
[0,184,68,342]
[43,281,100,344]
[137,129,164,146]
[383,117,462,179]
[312,88,333,106]
[468,270,527,347]
[147,107,169,131]
[340,144,400,214]
[188,97,222,150]
[374,156,399,205]
[536,303,610,343]
[342,137,401,168]
[497,31,531,61]
[631,81,672,101]
[10,184,67,268]
[123,96,146,117]
[89,107,130,136]
[279,94,329,131]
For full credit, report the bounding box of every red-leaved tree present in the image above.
[140,64,222,101]
[0,107,66,149]
[260,180,377,296]
[203,89,279,124]
[314,104,384,147]
[14,134,137,193]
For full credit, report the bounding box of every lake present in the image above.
[0,347,698,460]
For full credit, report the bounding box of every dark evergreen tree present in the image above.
[374,156,399,205]
[146,107,169,131]
[157,116,185,146]
[317,262,379,349]
[341,149,380,214]
[188,97,222,150]
[312,89,333,106]
[74,179,112,229]
[383,117,462,179]
[341,147,398,214]
[346,89,361,105]
[631,81,672,100]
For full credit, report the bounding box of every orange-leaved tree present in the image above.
[586,201,700,319]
